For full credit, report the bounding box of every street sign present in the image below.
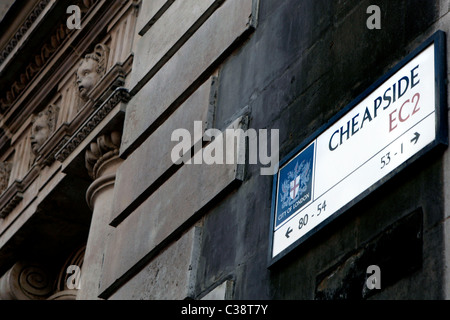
[269,31,447,266]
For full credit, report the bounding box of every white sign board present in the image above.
[269,32,447,265]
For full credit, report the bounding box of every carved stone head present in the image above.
[31,105,59,155]
[76,44,109,100]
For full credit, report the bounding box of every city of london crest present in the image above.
[280,160,311,208]
[275,142,315,227]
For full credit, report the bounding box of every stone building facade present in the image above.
[0,0,449,300]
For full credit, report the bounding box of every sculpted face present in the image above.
[31,114,50,155]
[76,59,101,100]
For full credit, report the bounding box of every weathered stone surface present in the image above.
[110,77,213,225]
[193,0,446,300]
[99,116,247,297]
[201,280,234,300]
[129,0,220,91]
[135,0,171,36]
[315,209,423,300]
[121,0,256,156]
[109,226,202,300]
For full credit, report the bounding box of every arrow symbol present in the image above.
[411,132,420,145]
[285,227,293,238]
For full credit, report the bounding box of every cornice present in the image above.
[0,0,51,66]
[55,87,130,163]
[0,0,101,114]
[0,165,40,219]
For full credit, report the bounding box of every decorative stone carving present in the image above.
[30,104,59,156]
[0,261,53,300]
[0,0,51,65]
[0,0,99,112]
[0,24,69,111]
[76,43,110,101]
[55,87,130,163]
[0,192,23,219]
[85,131,121,180]
[0,162,12,194]
[0,165,40,219]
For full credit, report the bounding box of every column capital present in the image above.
[85,131,122,180]
[0,261,53,300]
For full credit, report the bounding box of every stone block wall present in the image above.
[101,0,450,300]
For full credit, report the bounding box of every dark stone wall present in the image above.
[195,0,446,299]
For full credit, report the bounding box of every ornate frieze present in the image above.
[30,104,59,156]
[0,0,99,113]
[0,162,12,195]
[0,193,23,219]
[0,0,51,65]
[0,24,69,112]
[0,165,40,219]
[55,87,130,163]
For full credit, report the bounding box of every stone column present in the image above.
[76,131,122,300]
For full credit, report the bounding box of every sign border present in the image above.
[268,30,447,268]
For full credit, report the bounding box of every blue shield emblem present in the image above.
[276,142,315,228]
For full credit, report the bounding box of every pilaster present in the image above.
[77,131,122,300]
